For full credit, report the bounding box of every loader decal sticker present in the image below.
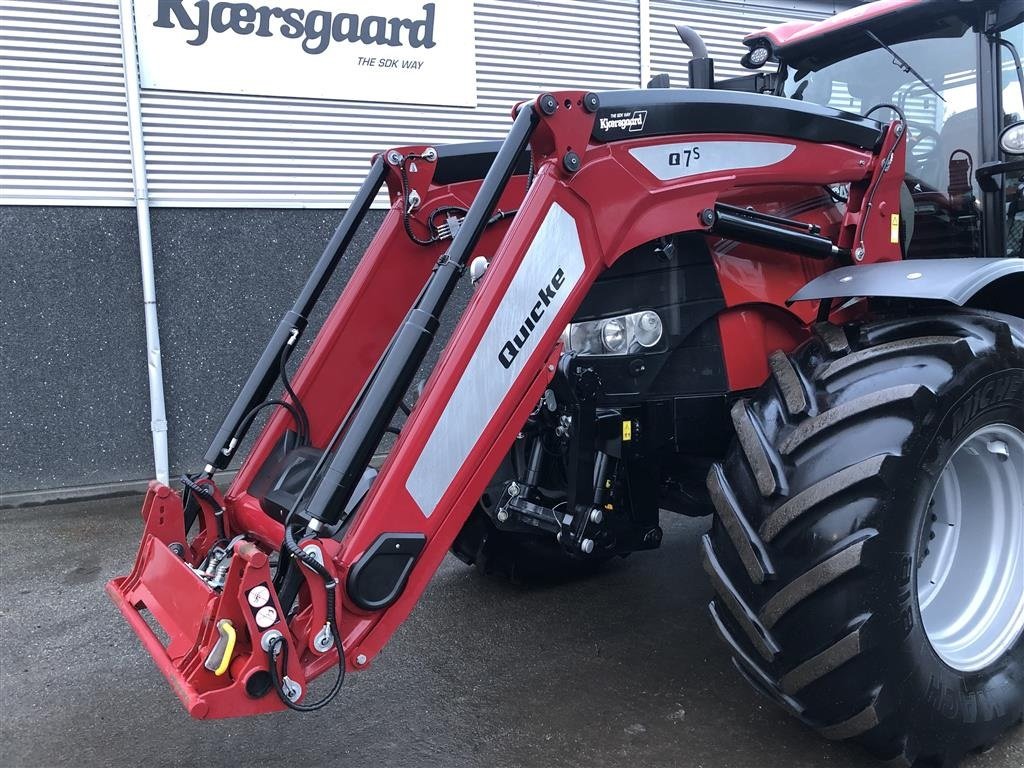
[497,268,566,369]
[628,141,795,182]
[598,110,648,134]
[406,203,586,517]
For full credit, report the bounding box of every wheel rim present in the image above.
[917,423,1024,672]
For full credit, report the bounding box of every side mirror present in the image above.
[999,122,1024,155]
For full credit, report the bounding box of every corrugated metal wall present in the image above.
[141,0,641,207]
[1,1,850,209]
[0,0,134,205]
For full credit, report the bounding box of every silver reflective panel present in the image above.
[406,202,586,517]
[628,140,795,181]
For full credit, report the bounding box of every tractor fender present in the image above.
[788,257,1023,307]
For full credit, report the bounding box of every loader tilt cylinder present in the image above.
[202,157,387,471]
[298,103,541,529]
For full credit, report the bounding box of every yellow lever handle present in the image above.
[204,619,237,676]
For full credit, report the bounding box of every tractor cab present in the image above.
[740,0,1024,259]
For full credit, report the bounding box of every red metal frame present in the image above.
[746,0,920,50]
[108,89,906,718]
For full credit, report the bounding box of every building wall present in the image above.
[0,0,852,496]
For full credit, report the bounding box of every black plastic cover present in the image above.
[347,533,427,611]
[590,88,882,149]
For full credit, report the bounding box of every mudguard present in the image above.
[788,257,1024,306]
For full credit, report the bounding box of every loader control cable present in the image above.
[180,474,226,541]
[277,340,311,445]
[398,153,518,247]
[214,341,312,460]
[265,525,345,711]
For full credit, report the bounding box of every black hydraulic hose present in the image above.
[180,474,226,540]
[202,157,386,471]
[277,342,310,445]
[233,400,306,448]
[266,526,345,711]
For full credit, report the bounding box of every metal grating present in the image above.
[138,0,640,208]
[0,0,134,205]
[650,0,839,86]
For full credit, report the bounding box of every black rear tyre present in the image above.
[705,311,1024,766]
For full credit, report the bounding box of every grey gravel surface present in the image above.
[1,496,1021,768]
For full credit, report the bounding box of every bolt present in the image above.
[355,653,368,666]
[699,208,715,227]
[422,147,437,162]
[583,92,600,113]
[313,625,334,652]
[282,676,302,702]
[496,509,509,523]
[538,93,558,115]
[303,544,324,566]
[386,150,403,166]
[261,629,284,653]
[590,508,604,524]
[563,151,581,174]
[507,482,521,497]
[168,542,185,558]
[854,247,865,261]
[580,539,595,554]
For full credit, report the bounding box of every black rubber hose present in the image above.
[233,400,305,448]
[180,474,226,540]
[277,342,310,445]
[265,526,345,711]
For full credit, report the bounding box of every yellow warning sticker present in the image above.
[890,213,900,244]
[622,420,632,441]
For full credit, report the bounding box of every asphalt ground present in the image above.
[1,495,1021,768]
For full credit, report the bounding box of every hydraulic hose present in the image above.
[265,526,345,711]
[180,474,226,541]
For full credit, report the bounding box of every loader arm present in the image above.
[109,87,903,718]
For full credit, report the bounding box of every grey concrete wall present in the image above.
[1,205,475,495]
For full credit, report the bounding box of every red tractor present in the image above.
[108,0,1024,764]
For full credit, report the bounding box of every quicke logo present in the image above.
[598,110,647,133]
[154,0,437,54]
[498,268,566,369]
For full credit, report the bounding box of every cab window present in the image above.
[783,30,982,258]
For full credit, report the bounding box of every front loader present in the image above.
[109,0,1024,763]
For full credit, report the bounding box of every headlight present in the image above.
[1000,122,1024,155]
[562,310,664,356]
[601,318,628,353]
